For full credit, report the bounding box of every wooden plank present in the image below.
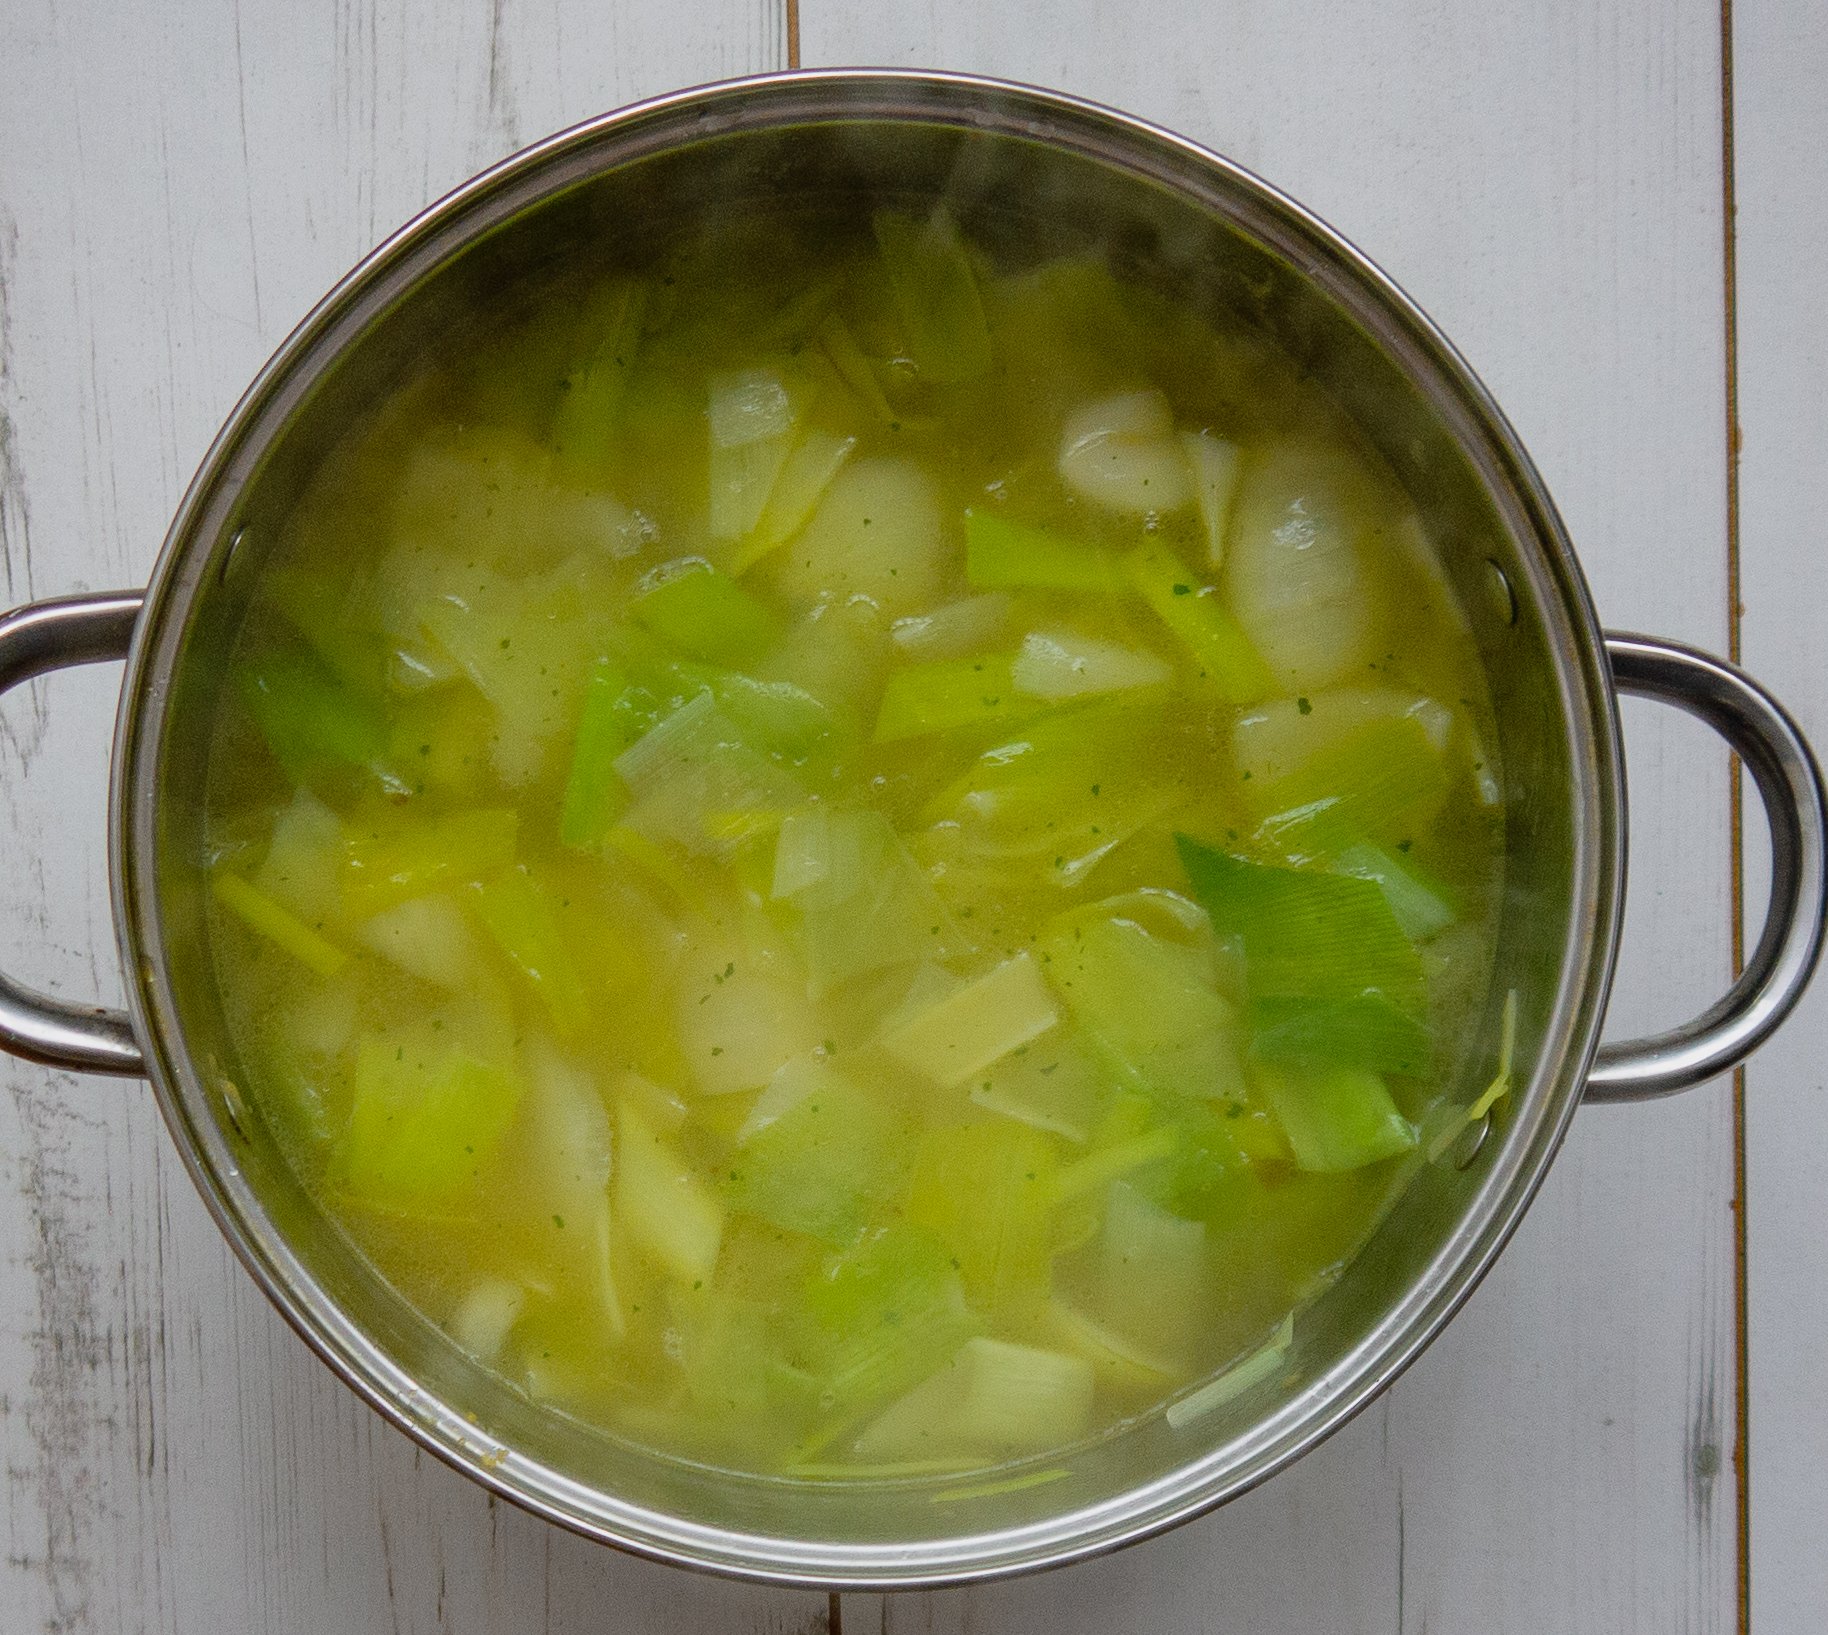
[803,5,1740,1630]
[0,3,829,1631]
[1732,0,1828,1625]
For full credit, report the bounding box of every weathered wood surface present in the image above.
[808,7,1740,1632]
[2,0,1806,1628]
[1734,1,1828,1628]
[0,5,824,1632]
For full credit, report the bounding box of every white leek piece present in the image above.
[708,368,800,540]
[969,1033,1107,1142]
[614,1100,724,1283]
[731,428,858,575]
[1181,429,1242,568]
[614,692,805,857]
[1011,629,1171,700]
[1222,444,1381,691]
[1057,389,1192,515]
[674,965,818,1097]
[774,456,952,616]
[879,952,1059,1088]
[854,1337,1095,1460]
[891,593,1011,659]
[357,892,481,990]
[1164,1313,1295,1430]
[449,1279,525,1362]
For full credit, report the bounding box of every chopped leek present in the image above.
[449,1278,525,1361]
[470,866,591,1041]
[922,701,1180,889]
[337,1029,523,1206]
[964,509,1122,593]
[212,871,348,977]
[1093,1181,1208,1363]
[1251,713,1450,863]
[1331,840,1457,940]
[1232,689,1453,794]
[614,691,805,857]
[970,1034,1108,1143]
[615,1099,724,1283]
[771,806,848,899]
[254,790,345,922]
[1181,429,1242,568]
[356,892,480,991]
[774,808,963,992]
[801,1224,974,1406]
[728,1069,904,1245]
[416,566,615,786]
[816,312,899,423]
[631,558,781,669]
[526,1045,624,1337]
[343,807,519,918]
[1176,836,1427,1017]
[855,1337,1094,1460]
[674,964,818,1097]
[385,682,496,801]
[707,368,800,540]
[928,1468,1071,1505]
[670,1285,784,1419]
[1250,992,1432,1078]
[873,653,1039,741]
[1223,444,1380,691]
[872,208,992,385]
[737,1052,826,1143]
[773,456,953,617]
[1123,539,1272,703]
[879,953,1060,1089]
[1047,1297,1181,1393]
[906,1119,1059,1313]
[558,665,639,849]
[1427,988,1519,1162]
[1257,1061,1417,1172]
[891,593,1012,659]
[1053,1123,1182,1203]
[550,277,647,481]
[1011,630,1171,701]
[733,429,858,573]
[239,648,388,787]
[1057,389,1191,515]
[1040,911,1245,1101]
[1163,1312,1293,1429]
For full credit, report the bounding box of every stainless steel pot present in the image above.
[0,71,1821,1589]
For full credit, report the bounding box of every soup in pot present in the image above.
[200,208,1507,1479]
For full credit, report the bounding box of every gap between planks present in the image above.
[1718,0,1750,1631]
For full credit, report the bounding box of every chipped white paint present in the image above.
[1735,0,1828,1627]
[804,1,1743,1631]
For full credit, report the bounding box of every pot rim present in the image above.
[106,67,1624,1588]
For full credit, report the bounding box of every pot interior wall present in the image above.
[137,100,1594,1565]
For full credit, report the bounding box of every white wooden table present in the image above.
[1,2,1820,1629]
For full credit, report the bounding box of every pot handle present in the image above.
[0,591,147,1077]
[1587,632,1827,1101]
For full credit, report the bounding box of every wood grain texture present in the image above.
[1733,0,1828,1625]
[803,3,1741,1630]
[0,3,826,1632]
[1,1,1774,1631]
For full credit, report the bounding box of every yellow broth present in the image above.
[202,211,1503,1477]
